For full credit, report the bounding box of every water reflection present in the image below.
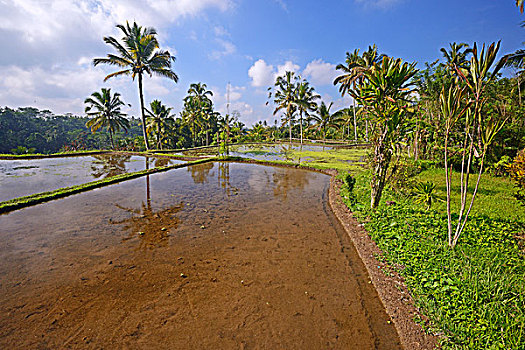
[113,174,184,250]
[218,162,239,196]
[188,161,214,184]
[151,157,171,168]
[271,167,312,200]
[90,154,132,179]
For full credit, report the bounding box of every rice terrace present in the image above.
[0,1,524,349]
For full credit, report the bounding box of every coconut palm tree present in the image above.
[146,100,174,150]
[294,80,320,144]
[85,88,130,149]
[93,21,178,150]
[334,45,383,142]
[182,83,214,146]
[271,71,299,143]
[440,42,472,82]
[332,107,354,140]
[309,101,334,141]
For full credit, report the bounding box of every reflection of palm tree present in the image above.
[271,167,312,200]
[91,154,131,179]
[152,157,171,168]
[188,161,214,184]
[112,174,184,250]
[218,162,238,196]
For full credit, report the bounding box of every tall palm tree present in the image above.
[93,21,178,150]
[332,108,354,140]
[334,45,383,142]
[294,80,320,144]
[309,101,334,141]
[85,88,130,149]
[440,42,472,81]
[271,71,299,143]
[182,83,214,146]
[146,100,174,150]
[501,23,525,104]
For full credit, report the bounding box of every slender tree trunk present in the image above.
[289,114,292,143]
[518,74,522,107]
[370,131,391,209]
[365,119,369,142]
[300,112,303,144]
[444,132,453,246]
[138,74,150,150]
[109,130,115,150]
[353,100,358,142]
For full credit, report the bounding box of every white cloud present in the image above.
[303,59,338,86]
[0,0,231,113]
[248,59,301,87]
[248,59,275,87]
[0,65,104,114]
[214,25,230,37]
[276,61,300,77]
[209,38,237,60]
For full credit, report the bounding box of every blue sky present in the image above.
[0,0,523,126]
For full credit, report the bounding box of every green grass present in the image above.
[0,157,215,214]
[341,170,525,349]
[291,148,368,172]
[0,150,110,159]
[415,168,524,222]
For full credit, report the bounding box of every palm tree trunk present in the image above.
[289,116,292,143]
[300,113,303,144]
[109,130,115,149]
[518,74,522,107]
[352,100,357,142]
[138,74,150,150]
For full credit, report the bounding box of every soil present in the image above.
[0,162,402,349]
[328,174,438,350]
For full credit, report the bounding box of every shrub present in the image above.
[488,155,512,176]
[508,149,525,203]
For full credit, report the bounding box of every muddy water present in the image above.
[0,162,400,349]
[0,154,183,202]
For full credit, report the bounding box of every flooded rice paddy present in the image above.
[0,162,399,349]
[177,143,367,166]
[0,154,184,202]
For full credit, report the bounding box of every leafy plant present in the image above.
[10,145,36,155]
[412,181,440,210]
[441,42,508,248]
[508,149,525,203]
[488,155,512,176]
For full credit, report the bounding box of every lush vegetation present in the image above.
[340,167,525,349]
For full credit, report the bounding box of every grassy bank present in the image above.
[340,169,525,349]
[0,150,111,159]
[0,158,214,214]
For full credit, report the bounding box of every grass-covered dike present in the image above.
[339,169,525,349]
[0,157,215,214]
